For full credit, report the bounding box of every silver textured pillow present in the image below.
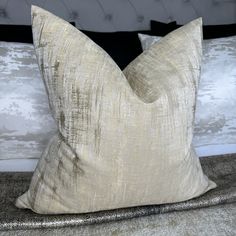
[138,34,161,51]
[16,6,216,214]
[138,33,236,156]
[0,41,56,164]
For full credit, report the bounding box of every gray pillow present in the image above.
[138,33,236,156]
[0,41,57,165]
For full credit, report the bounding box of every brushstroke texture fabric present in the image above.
[16,6,215,214]
[138,34,236,156]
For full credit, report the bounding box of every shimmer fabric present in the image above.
[138,34,236,156]
[16,6,215,214]
[0,42,56,162]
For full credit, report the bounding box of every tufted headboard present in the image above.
[0,0,235,31]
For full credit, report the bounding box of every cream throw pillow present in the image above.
[16,6,216,214]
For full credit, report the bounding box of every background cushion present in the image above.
[0,41,57,163]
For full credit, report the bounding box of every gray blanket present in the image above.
[0,154,236,231]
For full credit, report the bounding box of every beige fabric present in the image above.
[16,6,216,214]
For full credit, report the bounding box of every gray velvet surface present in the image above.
[0,154,236,231]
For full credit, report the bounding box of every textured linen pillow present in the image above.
[16,6,216,214]
[138,33,236,156]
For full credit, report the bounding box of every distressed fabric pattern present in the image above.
[16,6,215,214]
[138,33,236,156]
[0,42,56,161]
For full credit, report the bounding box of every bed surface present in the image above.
[1,154,236,231]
